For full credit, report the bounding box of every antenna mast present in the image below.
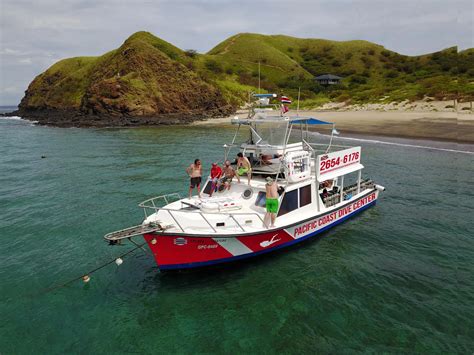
[258,61,261,94]
[297,87,301,116]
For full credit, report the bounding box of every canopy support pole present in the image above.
[326,123,335,153]
[340,175,344,204]
[357,170,361,194]
[224,124,240,161]
[275,122,291,185]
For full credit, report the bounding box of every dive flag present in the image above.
[280,96,292,104]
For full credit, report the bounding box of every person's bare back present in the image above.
[266,181,278,198]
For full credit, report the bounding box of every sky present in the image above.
[0,0,472,106]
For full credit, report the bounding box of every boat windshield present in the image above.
[251,121,288,146]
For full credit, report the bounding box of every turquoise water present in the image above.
[0,116,473,353]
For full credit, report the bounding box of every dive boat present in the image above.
[105,93,385,270]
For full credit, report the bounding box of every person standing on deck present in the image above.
[264,177,279,228]
[209,162,223,197]
[186,159,202,199]
[236,152,252,185]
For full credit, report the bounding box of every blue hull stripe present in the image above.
[159,200,377,270]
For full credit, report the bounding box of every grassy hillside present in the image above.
[19,31,474,119]
[204,34,473,106]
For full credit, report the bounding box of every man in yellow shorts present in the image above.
[264,177,279,228]
[236,152,252,185]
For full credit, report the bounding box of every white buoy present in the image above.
[151,238,157,245]
[115,257,123,266]
[82,275,90,283]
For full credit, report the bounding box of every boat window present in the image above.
[252,122,288,146]
[299,185,312,207]
[254,191,266,208]
[278,189,298,216]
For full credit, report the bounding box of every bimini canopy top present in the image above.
[231,116,334,125]
[290,117,332,125]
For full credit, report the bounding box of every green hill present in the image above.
[18,31,473,126]
[19,31,232,124]
[204,33,473,106]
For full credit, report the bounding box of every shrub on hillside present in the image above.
[385,70,399,78]
[360,56,372,69]
[336,93,351,102]
[322,45,332,53]
[350,75,368,84]
[185,61,195,70]
[342,69,356,76]
[205,59,223,74]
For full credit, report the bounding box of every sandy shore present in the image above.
[193,109,474,143]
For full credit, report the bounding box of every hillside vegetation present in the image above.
[19,31,474,124]
[203,33,473,107]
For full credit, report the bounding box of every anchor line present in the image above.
[41,241,147,294]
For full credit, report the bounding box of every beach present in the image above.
[194,105,474,144]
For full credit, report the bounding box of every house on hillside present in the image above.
[315,74,343,86]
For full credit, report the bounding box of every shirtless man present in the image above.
[220,160,236,190]
[236,152,252,185]
[264,177,279,228]
[186,159,202,199]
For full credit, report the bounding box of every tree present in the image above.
[184,49,198,58]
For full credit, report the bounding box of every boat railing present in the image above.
[139,193,182,212]
[304,142,352,154]
[139,195,267,233]
[323,179,375,208]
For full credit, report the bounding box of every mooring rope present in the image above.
[41,241,147,294]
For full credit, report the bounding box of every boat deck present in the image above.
[141,177,375,236]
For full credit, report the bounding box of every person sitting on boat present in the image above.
[209,162,223,197]
[186,159,202,199]
[220,160,235,191]
[236,152,252,185]
[259,153,273,165]
[264,177,279,228]
[321,188,329,200]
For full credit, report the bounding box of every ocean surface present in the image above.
[1,112,473,354]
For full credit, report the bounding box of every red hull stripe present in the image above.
[149,200,376,270]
